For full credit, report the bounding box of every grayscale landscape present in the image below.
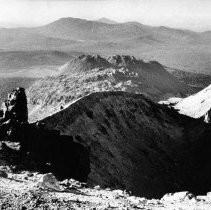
[1,0,211,209]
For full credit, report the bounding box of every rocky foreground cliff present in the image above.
[1,88,211,209]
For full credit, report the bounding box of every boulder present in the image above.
[37,173,62,191]
[206,192,211,198]
[162,191,195,202]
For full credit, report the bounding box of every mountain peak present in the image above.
[46,17,88,27]
[58,54,111,75]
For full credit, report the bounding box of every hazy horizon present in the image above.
[1,0,211,32]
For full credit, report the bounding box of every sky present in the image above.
[0,0,211,31]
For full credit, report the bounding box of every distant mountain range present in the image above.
[0,17,200,43]
[1,17,211,74]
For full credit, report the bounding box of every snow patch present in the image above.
[174,84,211,118]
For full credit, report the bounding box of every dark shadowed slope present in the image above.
[41,91,211,198]
[27,55,191,122]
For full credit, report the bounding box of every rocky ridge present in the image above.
[40,91,211,198]
[27,54,190,122]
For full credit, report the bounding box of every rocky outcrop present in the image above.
[58,54,111,75]
[0,87,28,141]
[107,55,138,67]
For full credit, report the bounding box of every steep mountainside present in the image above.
[27,55,191,122]
[41,91,211,198]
